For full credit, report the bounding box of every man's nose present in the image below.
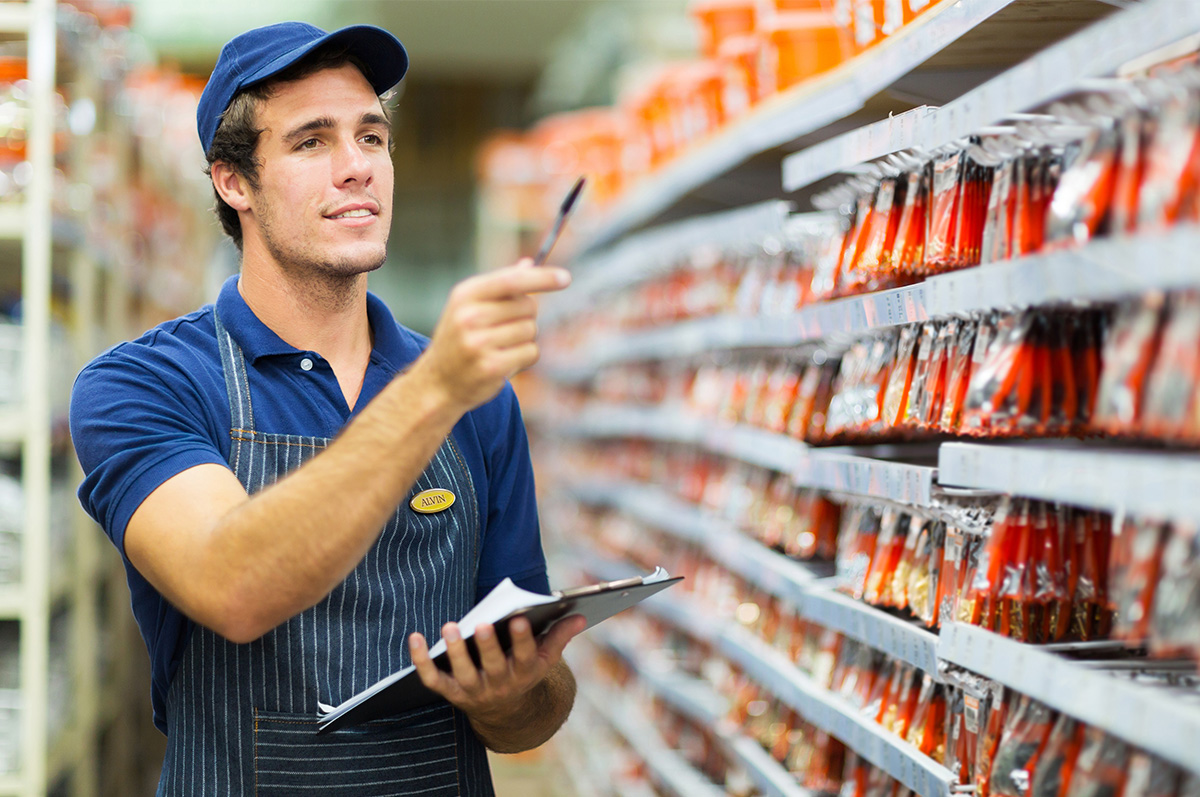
[333,137,373,185]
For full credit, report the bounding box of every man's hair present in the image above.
[203,46,391,250]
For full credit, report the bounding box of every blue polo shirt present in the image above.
[69,275,549,732]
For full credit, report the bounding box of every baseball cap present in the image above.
[196,21,409,153]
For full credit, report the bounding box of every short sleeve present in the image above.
[70,345,230,556]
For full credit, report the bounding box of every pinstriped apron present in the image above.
[156,313,495,796]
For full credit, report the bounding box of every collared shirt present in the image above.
[70,274,549,731]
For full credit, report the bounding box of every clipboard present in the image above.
[317,571,682,732]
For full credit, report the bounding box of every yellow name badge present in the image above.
[410,488,456,514]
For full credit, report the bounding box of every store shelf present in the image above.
[938,442,1200,523]
[923,227,1200,318]
[792,450,937,507]
[578,0,1111,255]
[717,625,957,797]
[581,686,727,797]
[561,404,938,508]
[783,0,1200,196]
[600,630,815,797]
[569,479,823,607]
[551,201,795,325]
[0,776,20,797]
[939,623,1200,776]
[548,224,1200,383]
[800,585,941,678]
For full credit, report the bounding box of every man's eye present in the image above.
[298,138,320,150]
[362,134,384,146]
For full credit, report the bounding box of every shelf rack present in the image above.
[558,403,939,508]
[586,567,959,797]
[569,479,941,677]
[574,0,1117,256]
[578,684,728,797]
[597,629,816,797]
[547,224,1200,380]
[938,442,1200,524]
[939,623,1200,775]
[783,0,1200,197]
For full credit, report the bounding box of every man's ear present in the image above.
[211,161,253,212]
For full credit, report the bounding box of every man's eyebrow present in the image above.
[280,113,390,146]
[281,116,338,146]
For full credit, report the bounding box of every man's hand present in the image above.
[408,613,586,753]
[414,259,570,414]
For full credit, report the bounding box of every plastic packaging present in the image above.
[1030,714,1085,797]
[989,695,1056,797]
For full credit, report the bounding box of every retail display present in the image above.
[491,1,1200,794]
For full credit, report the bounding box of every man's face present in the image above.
[243,63,394,280]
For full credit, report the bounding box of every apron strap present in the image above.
[214,311,256,431]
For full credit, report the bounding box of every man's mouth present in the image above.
[327,208,374,219]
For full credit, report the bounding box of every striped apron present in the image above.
[156,313,495,796]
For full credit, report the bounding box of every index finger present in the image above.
[459,264,571,302]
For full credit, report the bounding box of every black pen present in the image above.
[531,176,585,266]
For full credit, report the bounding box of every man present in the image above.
[69,21,583,796]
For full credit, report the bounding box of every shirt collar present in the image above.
[214,274,421,370]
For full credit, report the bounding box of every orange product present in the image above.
[1031,714,1085,797]
[881,324,919,428]
[1063,729,1131,797]
[976,684,1013,797]
[989,696,1056,797]
[1092,294,1167,436]
[689,0,757,59]
[905,675,947,762]
[864,508,909,605]
[760,11,851,94]
[716,33,764,117]
[1141,291,1200,440]
[1108,516,1168,644]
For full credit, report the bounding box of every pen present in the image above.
[531,176,585,266]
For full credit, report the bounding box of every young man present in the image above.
[69,21,582,796]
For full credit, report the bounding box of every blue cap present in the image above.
[196,22,409,153]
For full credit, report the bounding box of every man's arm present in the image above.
[122,262,570,644]
[409,614,586,753]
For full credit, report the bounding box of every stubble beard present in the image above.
[256,191,388,312]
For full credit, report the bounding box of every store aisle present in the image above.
[488,743,576,797]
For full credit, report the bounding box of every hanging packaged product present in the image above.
[1123,752,1183,797]
[1135,82,1200,231]
[881,324,919,430]
[1092,293,1167,437]
[1148,521,1200,661]
[977,682,1013,797]
[1140,291,1200,441]
[1043,110,1121,251]
[1071,510,1114,641]
[891,160,929,279]
[925,148,965,273]
[864,508,908,605]
[905,673,947,763]
[1029,713,1085,797]
[989,695,1056,797]
[1108,516,1169,644]
[1063,729,1130,797]
[940,317,980,433]
[914,322,948,429]
[788,361,836,442]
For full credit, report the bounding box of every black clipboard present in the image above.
[317,574,683,733]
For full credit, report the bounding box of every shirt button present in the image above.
[300,358,314,371]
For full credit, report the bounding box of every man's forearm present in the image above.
[468,660,577,754]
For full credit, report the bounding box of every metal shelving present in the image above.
[938,442,1200,524]
[575,0,1117,255]
[783,0,1200,197]
[940,623,1200,775]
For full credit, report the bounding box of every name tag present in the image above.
[410,488,456,514]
